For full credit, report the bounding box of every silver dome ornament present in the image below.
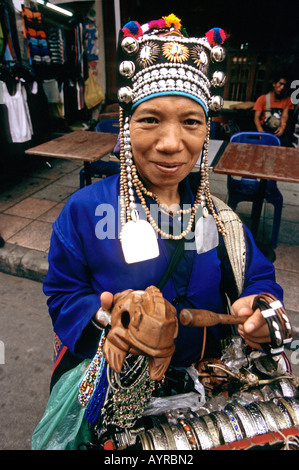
[210,95,224,111]
[210,46,226,63]
[118,87,134,104]
[121,36,139,55]
[119,61,135,79]
[211,71,226,87]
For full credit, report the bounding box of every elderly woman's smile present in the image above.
[129,95,207,206]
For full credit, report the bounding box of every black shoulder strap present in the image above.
[217,234,240,306]
[157,236,185,290]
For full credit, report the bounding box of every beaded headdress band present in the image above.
[117,15,227,263]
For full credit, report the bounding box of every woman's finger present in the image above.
[100,291,114,310]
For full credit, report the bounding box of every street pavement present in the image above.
[0,272,53,450]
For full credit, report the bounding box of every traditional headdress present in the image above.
[117,15,227,263]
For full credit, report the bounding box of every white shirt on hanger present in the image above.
[2,81,33,143]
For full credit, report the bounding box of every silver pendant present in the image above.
[121,219,159,264]
[195,214,219,254]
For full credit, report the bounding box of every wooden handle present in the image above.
[179,309,247,327]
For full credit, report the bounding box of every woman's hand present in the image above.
[230,295,271,349]
[93,291,114,327]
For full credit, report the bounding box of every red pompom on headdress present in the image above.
[148,18,166,30]
[122,21,143,39]
[205,27,226,46]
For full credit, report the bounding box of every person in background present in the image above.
[253,73,294,146]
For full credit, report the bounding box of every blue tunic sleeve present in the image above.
[44,224,102,358]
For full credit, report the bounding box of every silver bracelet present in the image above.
[170,423,192,450]
[246,403,269,435]
[91,318,104,330]
[272,398,294,428]
[159,422,177,450]
[201,414,221,448]
[213,410,238,444]
[225,403,258,438]
[223,408,244,442]
[190,417,215,450]
[146,427,169,450]
[137,431,153,450]
[278,378,298,398]
[253,402,279,432]
[282,397,299,425]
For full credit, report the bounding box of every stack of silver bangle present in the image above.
[133,396,299,450]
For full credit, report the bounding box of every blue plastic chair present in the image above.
[95,119,120,134]
[227,131,283,249]
[79,119,120,188]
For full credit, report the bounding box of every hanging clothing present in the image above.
[21,5,50,65]
[2,80,33,142]
[26,80,51,144]
[42,78,60,103]
[0,80,12,143]
[0,0,22,64]
[47,26,66,65]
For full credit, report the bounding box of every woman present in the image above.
[35,15,291,449]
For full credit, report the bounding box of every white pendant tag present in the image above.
[195,214,219,254]
[121,219,159,264]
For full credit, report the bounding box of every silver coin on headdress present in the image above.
[119,61,136,79]
[121,36,139,55]
[210,46,226,63]
[118,86,134,104]
[210,95,224,111]
[211,71,226,87]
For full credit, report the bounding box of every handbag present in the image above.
[31,359,94,450]
[84,68,105,110]
[264,92,281,130]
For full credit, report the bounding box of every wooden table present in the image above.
[25,130,118,185]
[213,142,299,256]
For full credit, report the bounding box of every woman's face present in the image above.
[129,96,207,195]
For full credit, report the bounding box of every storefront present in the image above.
[1,0,298,156]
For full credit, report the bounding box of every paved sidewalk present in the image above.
[0,155,81,281]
